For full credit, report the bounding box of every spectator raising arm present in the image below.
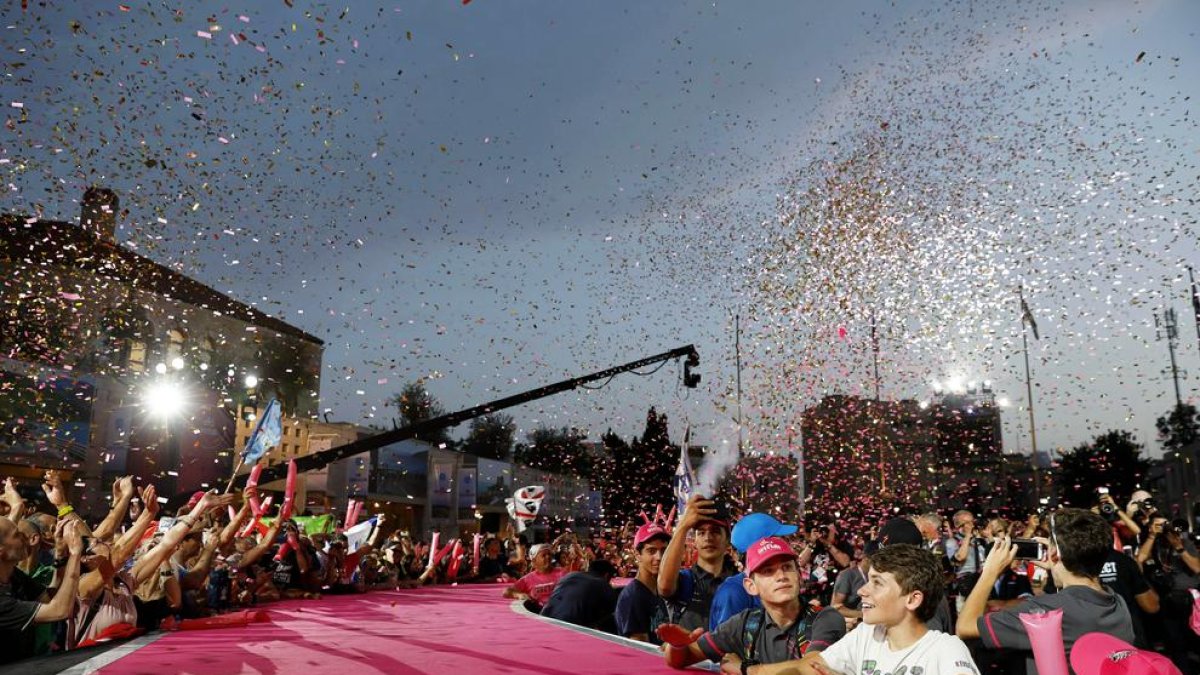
[955,536,1017,640]
[2,477,24,522]
[132,491,234,587]
[179,525,224,591]
[659,494,717,598]
[33,521,85,623]
[41,470,92,537]
[92,476,135,542]
[78,485,161,602]
[236,518,284,572]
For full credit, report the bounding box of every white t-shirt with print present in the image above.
[820,622,979,675]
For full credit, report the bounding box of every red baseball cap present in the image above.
[744,536,798,575]
[185,491,207,509]
[1070,633,1182,675]
[633,522,671,550]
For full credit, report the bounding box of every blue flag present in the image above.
[241,398,282,463]
[673,426,695,516]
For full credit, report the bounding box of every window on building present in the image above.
[166,328,186,361]
[200,336,216,368]
[127,340,147,372]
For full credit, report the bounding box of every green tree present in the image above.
[1056,430,1150,507]
[612,407,678,520]
[461,413,516,460]
[1156,403,1200,455]
[388,381,454,447]
[513,425,591,476]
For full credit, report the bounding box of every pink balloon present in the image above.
[447,540,464,580]
[428,532,440,568]
[432,539,456,567]
[245,464,266,514]
[279,459,298,521]
[247,463,263,487]
[1019,608,1069,675]
[472,533,482,574]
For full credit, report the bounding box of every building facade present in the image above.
[1,189,323,513]
[800,391,1007,519]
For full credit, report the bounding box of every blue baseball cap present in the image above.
[731,513,798,553]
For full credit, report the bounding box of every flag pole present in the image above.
[1189,265,1200,356]
[1019,285,1041,504]
[224,456,247,494]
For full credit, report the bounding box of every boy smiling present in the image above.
[794,544,979,675]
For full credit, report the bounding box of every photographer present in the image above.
[1093,487,1141,545]
[1137,515,1199,669]
[945,510,987,612]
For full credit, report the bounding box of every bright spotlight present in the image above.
[918,400,930,410]
[154,362,168,375]
[143,381,186,419]
[244,374,259,389]
[171,357,185,370]
[997,396,1011,407]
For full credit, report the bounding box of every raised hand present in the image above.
[679,494,717,531]
[65,520,85,556]
[2,477,23,518]
[141,484,159,518]
[115,476,135,501]
[42,470,67,507]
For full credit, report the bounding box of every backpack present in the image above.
[741,607,813,662]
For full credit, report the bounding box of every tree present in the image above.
[462,413,516,460]
[1056,430,1150,508]
[1156,403,1200,455]
[590,409,682,527]
[513,425,591,476]
[388,381,454,447]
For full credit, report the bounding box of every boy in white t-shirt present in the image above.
[789,544,979,675]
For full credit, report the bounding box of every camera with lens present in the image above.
[1095,487,1118,522]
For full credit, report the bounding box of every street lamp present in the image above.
[142,380,186,421]
[141,378,189,498]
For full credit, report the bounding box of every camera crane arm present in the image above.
[236,344,701,488]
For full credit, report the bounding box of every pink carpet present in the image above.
[95,585,685,674]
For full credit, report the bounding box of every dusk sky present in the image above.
[4,1,1200,463]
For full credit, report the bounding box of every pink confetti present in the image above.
[197,30,212,40]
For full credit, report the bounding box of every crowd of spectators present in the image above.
[3,471,1198,674]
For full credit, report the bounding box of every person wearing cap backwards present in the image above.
[956,508,1134,675]
[708,511,808,630]
[658,536,845,672]
[614,520,672,643]
[503,543,565,611]
[659,494,738,631]
[794,544,979,675]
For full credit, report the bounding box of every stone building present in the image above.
[1,188,323,513]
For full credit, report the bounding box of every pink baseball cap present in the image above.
[633,522,671,550]
[1070,633,1182,675]
[185,491,207,509]
[744,536,798,575]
